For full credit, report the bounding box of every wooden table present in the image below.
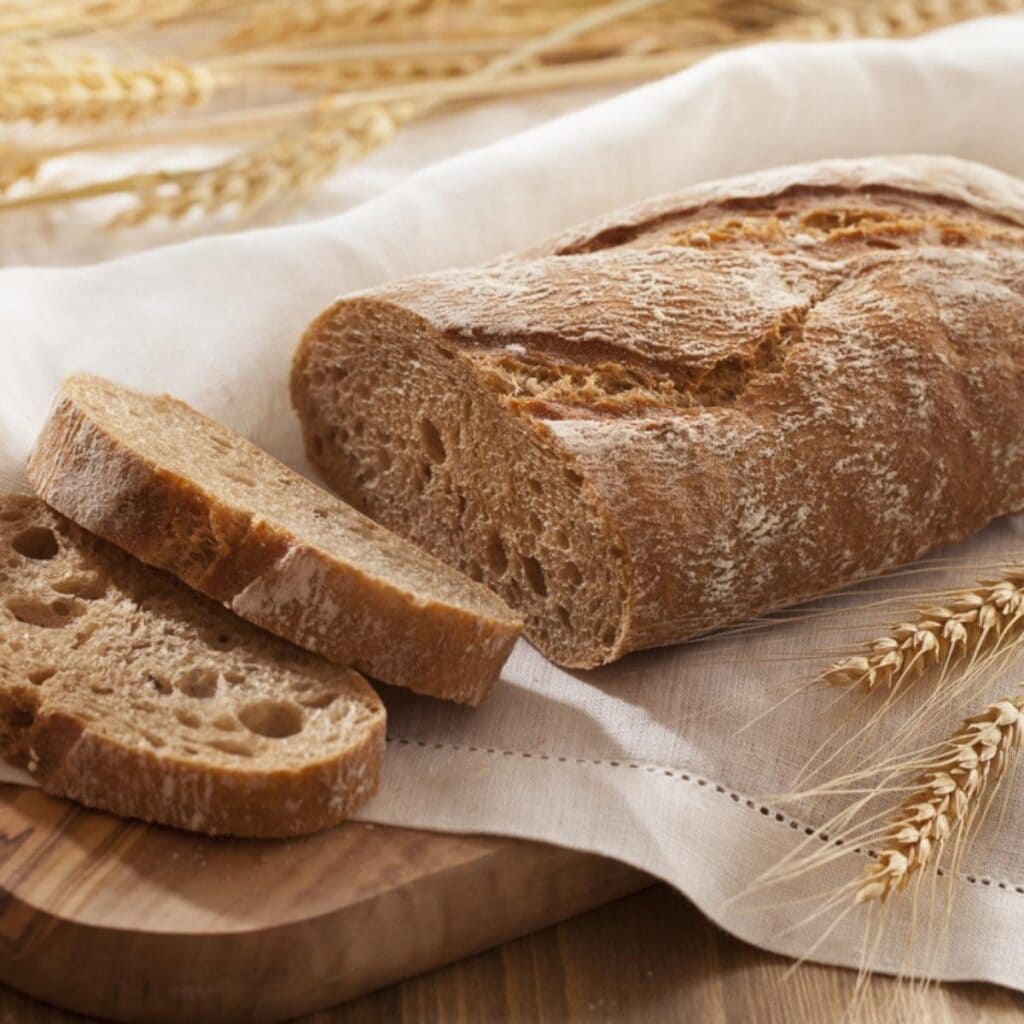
[5,883,1023,1023]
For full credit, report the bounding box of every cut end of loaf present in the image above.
[292,301,630,669]
[0,494,386,837]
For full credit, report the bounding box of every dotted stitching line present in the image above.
[386,735,1024,897]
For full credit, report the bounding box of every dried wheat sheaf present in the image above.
[1,0,1021,226]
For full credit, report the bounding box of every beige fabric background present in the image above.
[3,14,1024,986]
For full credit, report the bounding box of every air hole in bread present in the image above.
[6,703,35,729]
[148,672,172,695]
[376,449,392,473]
[73,624,97,648]
[0,508,24,522]
[209,631,234,650]
[27,666,55,685]
[522,555,547,597]
[177,667,218,699]
[90,683,114,695]
[212,713,240,731]
[296,689,338,709]
[420,419,446,463]
[565,468,584,489]
[527,513,542,535]
[557,605,571,629]
[551,527,569,550]
[6,595,82,628]
[466,559,483,582]
[223,469,257,488]
[527,478,543,496]
[174,708,201,728]
[53,571,108,600]
[562,562,583,587]
[207,737,255,758]
[140,730,165,748]
[238,699,304,739]
[485,530,507,575]
[11,526,59,560]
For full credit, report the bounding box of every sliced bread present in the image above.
[0,494,385,837]
[27,374,522,705]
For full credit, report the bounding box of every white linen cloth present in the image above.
[4,14,1024,987]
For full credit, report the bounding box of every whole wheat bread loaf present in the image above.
[291,155,1024,669]
[27,375,521,705]
[0,494,384,836]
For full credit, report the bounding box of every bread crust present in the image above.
[27,377,521,705]
[292,156,1024,666]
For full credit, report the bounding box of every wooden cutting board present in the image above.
[0,785,648,1023]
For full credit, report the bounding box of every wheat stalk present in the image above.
[0,52,218,125]
[855,696,1024,903]
[822,570,1024,692]
[108,102,407,227]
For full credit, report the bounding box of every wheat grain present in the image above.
[258,50,490,90]
[855,696,1024,903]
[0,0,236,37]
[0,56,217,125]
[780,0,1023,40]
[109,103,406,227]
[822,569,1024,692]
[222,0,453,49]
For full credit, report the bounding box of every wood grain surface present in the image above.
[0,786,644,1023]
[4,882,1024,1023]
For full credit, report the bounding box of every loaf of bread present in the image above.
[0,494,384,836]
[291,155,1024,669]
[27,375,521,705]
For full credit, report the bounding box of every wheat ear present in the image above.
[109,102,405,228]
[0,0,236,37]
[222,0,453,49]
[822,569,1024,691]
[782,0,1023,40]
[0,55,217,125]
[855,696,1024,904]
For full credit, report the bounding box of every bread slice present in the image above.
[290,155,1024,669]
[27,374,521,706]
[0,494,384,837]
